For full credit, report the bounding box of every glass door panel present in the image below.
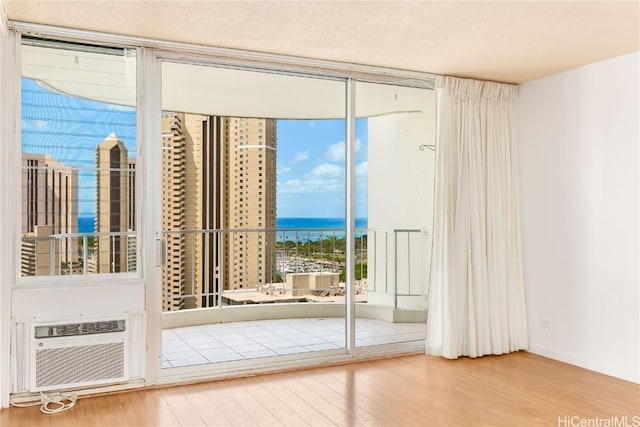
[160,61,347,368]
[20,37,138,278]
[354,81,436,348]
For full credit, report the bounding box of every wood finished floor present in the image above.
[1,352,638,426]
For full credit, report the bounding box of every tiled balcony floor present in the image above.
[162,317,426,368]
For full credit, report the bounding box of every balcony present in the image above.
[20,227,429,368]
[160,227,429,367]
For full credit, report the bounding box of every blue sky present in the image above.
[22,78,368,219]
[276,119,368,218]
[21,78,137,217]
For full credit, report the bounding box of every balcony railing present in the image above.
[19,227,430,316]
[20,230,137,276]
[160,227,429,313]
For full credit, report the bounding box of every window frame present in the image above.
[14,35,144,287]
[4,21,436,388]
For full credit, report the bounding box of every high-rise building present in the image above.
[126,158,137,273]
[95,133,131,274]
[161,114,188,311]
[160,113,277,311]
[224,117,277,292]
[21,153,78,276]
[127,158,136,232]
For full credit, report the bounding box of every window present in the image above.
[20,38,137,277]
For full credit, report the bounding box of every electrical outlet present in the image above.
[540,320,551,329]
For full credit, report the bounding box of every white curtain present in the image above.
[426,76,528,359]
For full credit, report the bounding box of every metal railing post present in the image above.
[394,230,398,310]
[407,231,411,296]
[49,238,56,275]
[111,234,116,273]
[82,235,88,275]
[190,231,195,300]
[217,230,223,308]
[385,231,389,294]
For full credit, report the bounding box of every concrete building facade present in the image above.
[160,113,277,311]
[94,133,131,274]
[20,152,78,276]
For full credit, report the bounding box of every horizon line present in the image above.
[78,215,368,219]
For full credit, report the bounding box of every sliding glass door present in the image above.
[159,61,349,369]
[354,82,437,347]
[8,29,436,395]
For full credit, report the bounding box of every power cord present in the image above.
[39,392,78,414]
[10,392,78,414]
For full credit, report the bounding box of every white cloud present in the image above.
[305,178,343,192]
[278,151,366,199]
[291,150,310,165]
[107,103,135,112]
[278,176,343,195]
[324,139,363,162]
[277,166,291,174]
[325,141,345,162]
[23,119,49,131]
[311,163,344,178]
[278,179,306,194]
[35,120,49,130]
[356,161,368,177]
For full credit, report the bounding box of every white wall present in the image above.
[0,9,14,407]
[367,88,437,308]
[11,284,146,393]
[518,52,639,383]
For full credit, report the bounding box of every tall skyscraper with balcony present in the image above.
[126,157,137,272]
[224,117,277,292]
[161,114,189,311]
[160,112,277,311]
[20,153,78,276]
[95,133,130,274]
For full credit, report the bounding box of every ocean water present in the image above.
[78,216,367,234]
[276,217,367,230]
[276,217,367,241]
[78,216,95,233]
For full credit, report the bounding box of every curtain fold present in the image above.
[426,76,528,359]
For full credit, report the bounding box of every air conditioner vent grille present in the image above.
[35,343,125,389]
[34,319,125,339]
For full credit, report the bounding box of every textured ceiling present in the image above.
[5,0,640,83]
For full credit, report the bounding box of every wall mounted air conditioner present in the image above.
[29,318,129,392]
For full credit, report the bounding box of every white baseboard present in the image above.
[528,343,639,384]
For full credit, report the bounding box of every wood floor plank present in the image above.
[161,387,206,426]
[322,374,425,425]
[292,373,370,426]
[258,375,337,427]
[21,406,49,427]
[136,388,181,426]
[202,384,258,426]
[48,410,77,427]
[223,381,283,426]
[94,394,127,427]
[312,368,391,426]
[242,379,309,426]
[180,384,234,427]
[115,390,158,427]
[0,402,27,427]
[1,352,637,426]
[274,374,339,426]
[276,373,359,426]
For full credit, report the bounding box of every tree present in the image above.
[339,262,367,282]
